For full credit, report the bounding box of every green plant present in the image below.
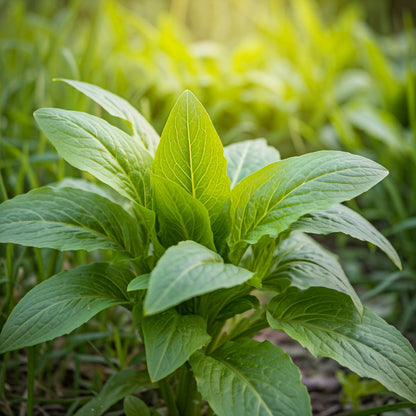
[0,80,415,415]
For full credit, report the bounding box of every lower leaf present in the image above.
[190,338,311,416]
[0,263,133,353]
[267,287,416,403]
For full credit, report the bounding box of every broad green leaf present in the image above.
[144,241,253,315]
[190,339,311,416]
[229,151,388,254]
[153,90,230,233]
[127,274,150,291]
[151,174,215,250]
[59,78,160,154]
[0,263,133,353]
[124,396,151,416]
[224,138,280,189]
[143,309,211,381]
[34,108,153,206]
[0,186,145,257]
[75,369,154,416]
[290,204,401,269]
[267,287,416,403]
[264,232,362,315]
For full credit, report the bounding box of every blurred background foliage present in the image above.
[1,0,415,326]
[0,0,416,408]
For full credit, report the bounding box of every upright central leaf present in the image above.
[153,91,230,237]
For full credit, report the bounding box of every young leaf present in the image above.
[151,174,215,250]
[0,186,145,257]
[153,90,230,232]
[190,339,312,416]
[34,108,153,206]
[264,232,362,315]
[290,204,401,269]
[267,287,416,403]
[144,241,253,315]
[229,151,388,254]
[58,78,160,155]
[224,138,280,189]
[143,309,211,381]
[0,263,133,353]
[75,369,155,416]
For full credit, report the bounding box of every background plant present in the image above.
[0,81,415,415]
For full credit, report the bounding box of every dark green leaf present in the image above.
[124,396,151,416]
[267,287,416,403]
[264,232,362,314]
[34,108,153,206]
[143,309,211,381]
[75,369,154,416]
[0,186,145,257]
[290,204,401,269]
[190,339,311,416]
[229,151,388,256]
[0,263,133,353]
[144,241,253,315]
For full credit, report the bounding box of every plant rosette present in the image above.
[0,79,415,416]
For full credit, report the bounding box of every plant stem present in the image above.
[159,378,180,416]
[176,364,202,416]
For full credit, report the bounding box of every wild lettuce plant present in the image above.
[0,80,415,415]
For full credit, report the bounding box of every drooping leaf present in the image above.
[153,90,230,234]
[151,174,215,250]
[0,263,133,353]
[34,108,153,206]
[190,339,311,416]
[0,186,145,257]
[75,369,154,416]
[224,138,280,189]
[264,232,362,315]
[267,287,416,403]
[143,309,211,381]
[59,78,160,154]
[144,241,253,315]
[229,151,388,257]
[124,396,151,416]
[290,204,401,269]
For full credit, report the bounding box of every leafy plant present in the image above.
[0,80,415,415]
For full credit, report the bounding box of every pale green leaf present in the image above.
[224,138,280,189]
[267,287,416,403]
[59,78,160,154]
[290,204,401,269]
[0,186,145,257]
[153,90,230,232]
[143,309,211,381]
[75,369,154,416]
[229,151,388,251]
[127,274,150,291]
[34,108,153,206]
[144,241,253,315]
[190,339,311,416]
[0,263,133,353]
[151,174,215,250]
[264,232,362,315]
